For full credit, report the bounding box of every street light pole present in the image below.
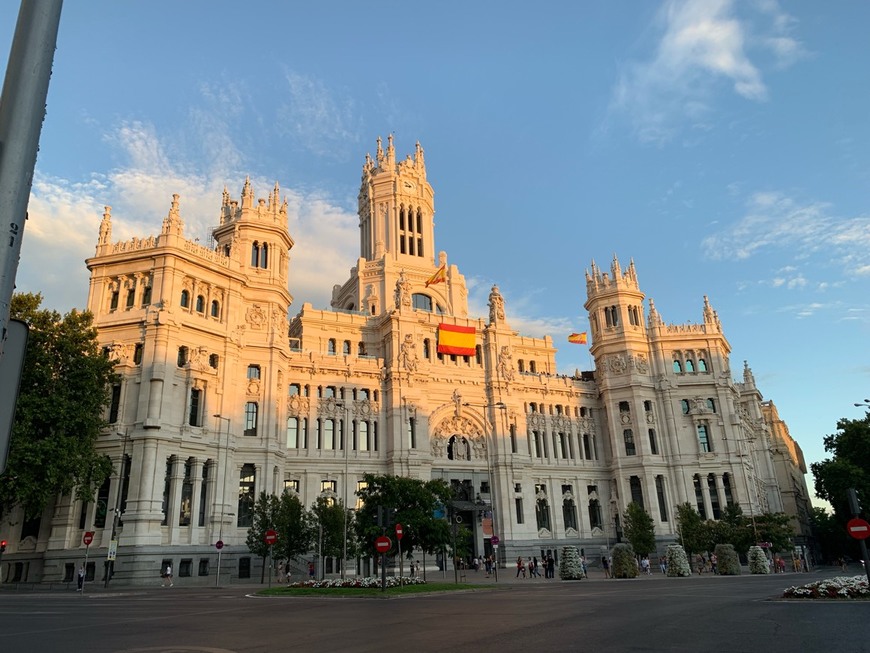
[341,401,350,580]
[104,428,128,588]
[213,414,231,587]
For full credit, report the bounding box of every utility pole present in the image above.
[0,0,63,355]
[104,429,128,587]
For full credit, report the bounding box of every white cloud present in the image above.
[608,0,804,143]
[702,191,870,275]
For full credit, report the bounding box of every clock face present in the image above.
[403,181,415,191]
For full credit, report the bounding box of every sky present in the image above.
[1,1,868,507]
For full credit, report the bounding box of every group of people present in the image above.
[515,554,557,578]
[695,553,718,574]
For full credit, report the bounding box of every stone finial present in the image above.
[161,194,184,236]
[98,206,112,246]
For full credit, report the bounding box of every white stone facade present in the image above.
[0,137,806,585]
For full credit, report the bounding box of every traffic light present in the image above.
[0,540,6,553]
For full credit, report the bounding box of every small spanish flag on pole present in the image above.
[568,332,588,344]
[425,265,447,287]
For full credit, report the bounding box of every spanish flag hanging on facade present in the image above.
[425,265,447,287]
[568,332,588,344]
[437,324,476,355]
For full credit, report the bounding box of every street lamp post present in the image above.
[213,414,231,587]
[104,428,128,588]
[335,400,350,580]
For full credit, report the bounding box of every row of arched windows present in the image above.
[251,241,269,269]
[621,428,660,456]
[527,403,591,419]
[529,430,598,461]
[326,339,368,357]
[180,289,221,319]
[398,205,424,257]
[672,351,709,374]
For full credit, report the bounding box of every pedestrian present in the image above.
[838,556,847,572]
[163,563,173,587]
[77,565,84,591]
[516,556,526,578]
[580,555,588,579]
[602,555,611,579]
[659,556,667,574]
[528,558,534,578]
[284,562,292,584]
[710,553,718,575]
[696,554,704,575]
[640,556,651,575]
[547,553,555,578]
[308,561,316,579]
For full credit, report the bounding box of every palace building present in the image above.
[0,137,812,585]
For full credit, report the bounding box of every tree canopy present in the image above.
[623,502,656,555]
[354,473,452,558]
[811,414,870,520]
[0,293,116,517]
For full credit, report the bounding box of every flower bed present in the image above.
[782,575,869,600]
[288,576,426,590]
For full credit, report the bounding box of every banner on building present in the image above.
[437,324,476,356]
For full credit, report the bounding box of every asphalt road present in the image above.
[0,571,867,653]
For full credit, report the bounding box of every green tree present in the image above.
[245,492,278,582]
[311,496,346,560]
[275,491,314,563]
[623,502,656,555]
[810,506,852,563]
[811,414,870,520]
[0,293,116,517]
[354,474,452,558]
[675,502,708,557]
[753,512,794,552]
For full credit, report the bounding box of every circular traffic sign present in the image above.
[491,535,500,546]
[82,531,94,546]
[847,517,870,540]
[264,529,278,545]
[395,523,404,540]
[215,540,224,550]
[375,535,391,553]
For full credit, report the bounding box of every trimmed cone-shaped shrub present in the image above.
[612,543,638,578]
[666,543,691,577]
[559,546,584,580]
[714,544,741,575]
[748,546,770,574]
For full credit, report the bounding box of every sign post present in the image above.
[375,536,391,592]
[264,529,277,588]
[82,531,94,595]
[395,523,403,584]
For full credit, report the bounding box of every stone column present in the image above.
[189,458,204,544]
[714,474,727,513]
[699,475,714,521]
[167,456,185,544]
[123,438,162,544]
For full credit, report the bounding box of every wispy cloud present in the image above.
[702,191,870,277]
[275,70,362,159]
[607,0,804,143]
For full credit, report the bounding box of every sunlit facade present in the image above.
[0,137,810,585]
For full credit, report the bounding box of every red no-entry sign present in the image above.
[395,523,404,540]
[847,517,870,540]
[264,529,278,545]
[375,536,391,553]
[83,531,94,546]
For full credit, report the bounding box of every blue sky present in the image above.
[2,1,868,506]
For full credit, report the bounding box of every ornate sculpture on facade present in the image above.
[398,334,418,372]
[394,271,412,310]
[246,305,267,329]
[488,285,505,324]
[99,206,112,246]
[497,346,514,382]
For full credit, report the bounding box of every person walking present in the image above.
[163,563,173,587]
[516,556,526,578]
[602,555,611,579]
[547,553,555,578]
[77,565,85,591]
[641,556,651,575]
[580,555,588,579]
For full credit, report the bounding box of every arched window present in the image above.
[327,339,337,355]
[180,290,190,308]
[529,360,537,373]
[706,398,717,413]
[423,339,431,359]
[697,424,712,452]
[412,293,433,312]
[260,243,268,269]
[211,300,220,318]
[237,464,256,527]
[588,498,602,529]
[562,497,578,531]
[251,242,260,267]
[359,421,369,451]
[648,429,658,455]
[177,346,189,367]
[141,286,152,306]
[518,360,525,373]
[244,402,258,436]
[673,359,682,373]
[698,358,708,372]
[685,359,695,372]
[623,429,636,456]
[195,295,205,313]
[535,496,551,531]
[342,340,351,355]
[681,399,690,414]
[209,354,219,369]
[583,434,592,460]
[286,417,299,448]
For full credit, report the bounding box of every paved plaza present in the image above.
[0,567,867,653]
